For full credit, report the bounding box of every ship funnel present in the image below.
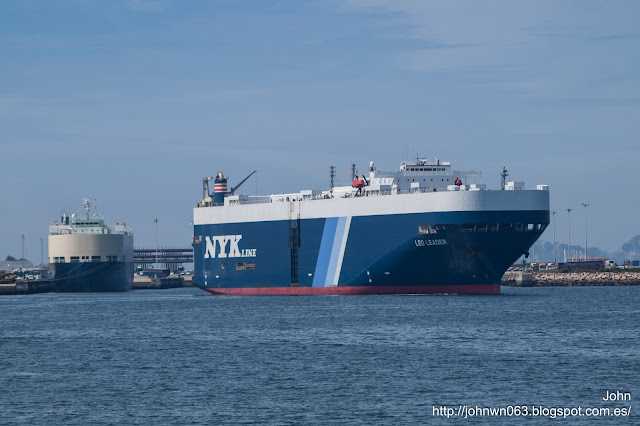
[214,172,228,205]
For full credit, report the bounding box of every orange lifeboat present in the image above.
[352,178,365,189]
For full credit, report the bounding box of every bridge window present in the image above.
[489,224,499,232]
[237,262,256,271]
[91,256,101,262]
[70,256,80,263]
[515,223,524,232]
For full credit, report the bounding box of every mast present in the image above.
[500,167,509,190]
[330,165,336,195]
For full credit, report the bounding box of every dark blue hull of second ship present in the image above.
[51,262,134,292]
[193,210,549,295]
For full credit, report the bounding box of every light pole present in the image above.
[552,211,557,264]
[566,208,572,262]
[154,219,159,268]
[582,203,589,261]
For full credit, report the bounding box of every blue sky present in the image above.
[1,0,639,262]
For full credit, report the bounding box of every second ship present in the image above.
[48,199,134,292]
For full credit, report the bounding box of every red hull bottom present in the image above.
[201,284,501,296]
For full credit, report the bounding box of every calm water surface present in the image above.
[1,286,638,424]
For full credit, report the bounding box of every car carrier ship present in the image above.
[49,199,134,292]
[192,157,549,295]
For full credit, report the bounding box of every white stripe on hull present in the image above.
[332,216,351,286]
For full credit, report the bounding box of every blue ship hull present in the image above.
[193,210,548,295]
[51,262,134,292]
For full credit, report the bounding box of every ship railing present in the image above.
[215,182,538,206]
[49,227,132,235]
[110,230,134,235]
[49,227,73,235]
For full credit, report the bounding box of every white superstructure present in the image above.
[194,158,549,225]
[48,199,133,264]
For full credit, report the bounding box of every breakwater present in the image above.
[502,271,640,287]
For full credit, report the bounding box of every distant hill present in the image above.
[621,235,640,260]
[527,235,640,264]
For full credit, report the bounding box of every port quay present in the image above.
[0,247,194,295]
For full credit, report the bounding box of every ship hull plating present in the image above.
[193,208,548,295]
[51,262,134,292]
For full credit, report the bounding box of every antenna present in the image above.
[500,167,509,190]
[94,198,97,217]
[330,165,336,194]
[83,198,91,218]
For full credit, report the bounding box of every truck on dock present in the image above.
[140,268,170,278]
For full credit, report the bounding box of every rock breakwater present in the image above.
[502,271,640,287]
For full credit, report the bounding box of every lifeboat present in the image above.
[352,178,365,189]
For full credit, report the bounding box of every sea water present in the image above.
[1,286,638,424]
